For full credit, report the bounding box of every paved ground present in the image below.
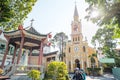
[86,74,115,80]
[7,73,115,80]
[69,73,115,80]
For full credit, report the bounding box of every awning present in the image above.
[99,58,115,63]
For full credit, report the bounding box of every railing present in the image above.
[112,68,120,80]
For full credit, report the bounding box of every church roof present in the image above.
[74,5,79,17]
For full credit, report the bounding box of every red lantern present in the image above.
[48,32,52,38]
[48,34,52,38]
[47,42,51,46]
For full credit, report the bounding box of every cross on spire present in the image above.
[75,0,77,5]
[74,1,79,17]
[30,19,34,27]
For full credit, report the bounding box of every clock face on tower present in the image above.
[74,25,78,32]
[74,46,79,52]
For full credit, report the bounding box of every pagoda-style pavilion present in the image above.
[0,25,50,69]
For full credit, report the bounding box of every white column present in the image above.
[87,54,90,67]
[81,59,84,69]
[24,50,28,66]
[71,57,74,72]
[21,50,28,66]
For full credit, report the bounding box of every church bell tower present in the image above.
[71,4,83,44]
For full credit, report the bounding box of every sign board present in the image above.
[99,58,115,63]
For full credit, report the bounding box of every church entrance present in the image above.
[75,59,80,69]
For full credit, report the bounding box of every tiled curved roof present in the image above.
[25,26,47,36]
[3,26,47,37]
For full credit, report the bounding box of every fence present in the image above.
[112,68,120,80]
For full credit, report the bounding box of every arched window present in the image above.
[83,46,86,52]
[76,37,77,41]
[69,47,71,53]
[84,61,87,68]
[78,37,80,41]
[75,59,80,69]
[69,61,71,71]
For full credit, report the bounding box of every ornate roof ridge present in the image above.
[25,26,47,36]
[43,51,58,56]
[0,31,7,42]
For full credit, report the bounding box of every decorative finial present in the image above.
[0,26,4,31]
[30,19,34,27]
[85,36,87,41]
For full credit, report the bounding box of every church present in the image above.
[64,5,98,72]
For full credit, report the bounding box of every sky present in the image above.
[23,0,99,47]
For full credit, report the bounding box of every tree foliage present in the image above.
[91,26,115,48]
[85,0,120,67]
[91,26,115,55]
[0,0,37,31]
[92,26,120,67]
[89,53,97,64]
[51,32,68,61]
[85,0,120,38]
[46,61,68,80]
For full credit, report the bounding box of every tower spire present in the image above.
[74,3,79,21]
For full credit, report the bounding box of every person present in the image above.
[73,70,83,80]
[74,67,79,73]
[79,69,86,80]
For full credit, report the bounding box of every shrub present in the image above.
[27,69,41,80]
[87,68,101,76]
[45,61,68,80]
[0,68,3,74]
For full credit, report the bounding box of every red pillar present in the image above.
[38,42,43,65]
[1,39,9,68]
[17,37,24,64]
[28,49,33,65]
[12,46,18,64]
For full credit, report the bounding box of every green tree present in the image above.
[85,0,120,38]
[27,69,41,80]
[89,53,97,67]
[85,1,120,66]
[0,0,37,31]
[46,61,68,80]
[91,26,116,53]
[91,26,120,67]
[52,32,68,61]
